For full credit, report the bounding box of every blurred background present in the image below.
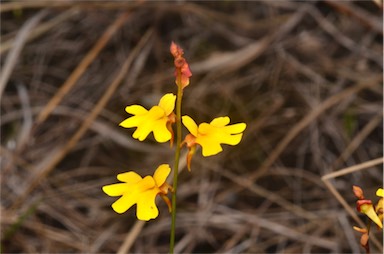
[1,1,383,253]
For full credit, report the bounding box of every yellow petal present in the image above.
[119,115,145,128]
[123,106,166,141]
[210,117,230,127]
[224,123,246,134]
[195,121,245,156]
[125,105,147,115]
[110,176,156,214]
[136,189,159,221]
[111,193,137,214]
[361,204,383,228]
[136,176,156,191]
[102,183,128,197]
[182,116,198,137]
[158,93,176,116]
[153,164,171,186]
[220,133,243,145]
[152,118,172,143]
[117,171,142,183]
[376,188,384,197]
[198,123,213,135]
[147,106,165,119]
[197,136,223,156]
[132,123,152,141]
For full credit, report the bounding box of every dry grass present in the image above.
[1,1,383,253]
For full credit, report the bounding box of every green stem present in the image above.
[170,82,183,253]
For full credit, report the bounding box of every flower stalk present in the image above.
[170,77,183,254]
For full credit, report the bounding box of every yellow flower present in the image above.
[102,164,172,221]
[376,188,383,225]
[376,188,384,197]
[182,115,246,170]
[358,200,383,229]
[354,187,383,229]
[120,93,176,143]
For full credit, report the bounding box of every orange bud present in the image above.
[160,194,172,213]
[174,57,186,69]
[182,134,197,171]
[170,41,183,58]
[186,145,196,172]
[170,41,192,89]
[167,112,176,147]
[180,62,192,88]
[353,226,367,233]
[360,233,369,252]
[353,226,370,252]
[183,133,196,147]
[353,185,365,199]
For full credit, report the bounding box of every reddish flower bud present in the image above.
[170,41,192,89]
[360,233,369,252]
[170,41,183,58]
[353,185,365,199]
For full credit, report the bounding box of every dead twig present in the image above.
[0,9,49,98]
[11,29,154,210]
[0,8,78,55]
[251,77,380,181]
[35,11,131,125]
